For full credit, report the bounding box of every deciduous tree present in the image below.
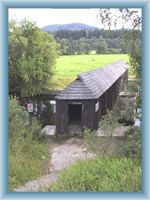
[9,19,59,96]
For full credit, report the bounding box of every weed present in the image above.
[48,157,141,192]
[8,97,48,191]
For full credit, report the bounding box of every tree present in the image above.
[96,39,108,54]
[78,40,90,54]
[97,8,142,78]
[9,19,59,96]
[59,39,70,55]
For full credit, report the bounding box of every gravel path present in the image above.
[13,137,95,192]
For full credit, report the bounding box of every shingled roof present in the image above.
[55,60,128,100]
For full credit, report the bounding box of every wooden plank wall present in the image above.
[56,69,128,133]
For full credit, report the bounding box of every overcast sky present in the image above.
[9,8,101,28]
[9,8,142,29]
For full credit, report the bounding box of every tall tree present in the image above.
[9,19,59,96]
[96,39,108,54]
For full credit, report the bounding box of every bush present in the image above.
[9,96,29,137]
[84,108,141,159]
[83,110,123,156]
[83,128,101,154]
[114,97,136,125]
[121,126,141,160]
[9,96,46,141]
[31,121,46,141]
[124,80,140,95]
[99,110,120,134]
[107,48,121,54]
[8,96,48,191]
[84,128,123,157]
[48,157,141,192]
[39,101,55,127]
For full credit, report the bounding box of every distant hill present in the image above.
[42,23,99,32]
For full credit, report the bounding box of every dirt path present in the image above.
[13,137,95,192]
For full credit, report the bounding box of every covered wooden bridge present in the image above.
[55,60,128,134]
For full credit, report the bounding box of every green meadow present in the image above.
[48,54,129,90]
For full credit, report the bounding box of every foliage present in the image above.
[53,28,134,40]
[78,41,91,55]
[123,79,141,95]
[8,134,47,191]
[96,39,108,54]
[9,96,29,137]
[59,39,71,55]
[121,126,141,160]
[98,9,141,30]
[39,102,55,127]
[114,97,136,125]
[9,96,45,140]
[8,96,48,191]
[129,37,142,78]
[9,19,59,96]
[107,48,121,54]
[97,8,142,78]
[52,28,137,55]
[48,157,141,192]
[99,110,120,134]
[49,54,129,90]
[83,128,123,156]
[84,95,140,157]
[83,109,124,157]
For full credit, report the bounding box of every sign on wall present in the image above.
[27,102,33,113]
[95,101,99,112]
[49,100,56,113]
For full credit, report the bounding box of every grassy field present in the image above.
[48,54,129,90]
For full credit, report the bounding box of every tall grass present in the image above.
[8,97,48,191]
[8,135,48,191]
[48,157,141,192]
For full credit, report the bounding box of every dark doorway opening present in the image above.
[68,104,82,125]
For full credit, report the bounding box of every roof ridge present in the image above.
[55,60,128,100]
[78,77,97,98]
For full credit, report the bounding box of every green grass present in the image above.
[48,157,141,192]
[48,54,129,90]
[8,135,48,191]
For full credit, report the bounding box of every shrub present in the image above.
[83,110,123,157]
[84,129,124,157]
[99,110,120,134]
[123,80,140,95]
[30,121,47,141]
[9,96,29,137]
[48,157,141,192]
[83,128,101,154]
[114,97,136,125]
[39,102,55,127]
[84,108,141,159]
[121,126,141,160]
[8,96,48,191]
[9,96,46,141]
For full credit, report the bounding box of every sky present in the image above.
[9,8,101,28]
[9,8,142,29]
